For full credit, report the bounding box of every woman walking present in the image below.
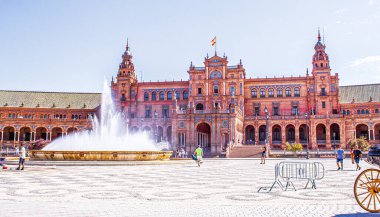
[260,146,266,164]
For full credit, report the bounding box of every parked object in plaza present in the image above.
[258,161,325,192]
[354,144,380,213]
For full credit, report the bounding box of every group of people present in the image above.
[335,145,363,171]
[0,143,27,170]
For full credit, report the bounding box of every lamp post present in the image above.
[228,103,231,148]
[154,110,158,143]
[264,106,269,157]
[305,112,309,159]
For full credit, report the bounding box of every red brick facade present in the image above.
[1,32,380,156]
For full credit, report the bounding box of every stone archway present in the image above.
[330,123,340,147]
[286,124,295,143]
[316,124,327,145]
[51,127,63,140]
[67,127,78,135]
[375,123,380,140]
[272,125,281,144]
[3,126,15,141]
[245,125,255,145]
[20,127,31,141]
[259,125,266,145]
[356,124,369,140]
[299,124,308,144]
[36,127,47,140]
[196,123,211,148]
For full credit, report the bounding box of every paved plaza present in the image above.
[0,159,378,217]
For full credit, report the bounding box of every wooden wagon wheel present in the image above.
[354,169,380,213]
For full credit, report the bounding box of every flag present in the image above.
[211,37,216,46]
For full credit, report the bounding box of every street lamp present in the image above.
[154,110,158,143]
[264,106,269,157]
[305,112,310,159]
[228,103,231,148]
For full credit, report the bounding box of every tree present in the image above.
[285,142,303,157]
[348,137,370,151]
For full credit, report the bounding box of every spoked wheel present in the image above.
[354,169,380,213]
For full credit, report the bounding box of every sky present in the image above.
[1,0,380,93]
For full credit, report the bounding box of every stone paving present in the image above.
[0,159,378,217]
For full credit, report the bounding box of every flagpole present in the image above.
[215,36,217,55]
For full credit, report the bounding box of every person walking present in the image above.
[260,146,266,164]
[353,145,362,171]
[194,145,203,167]
[336,146,345,170]
[16,143,26,170]
[350,147,355,164]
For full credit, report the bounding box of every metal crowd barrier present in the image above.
[258,161,325,192]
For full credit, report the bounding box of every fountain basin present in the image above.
[29,150,172,161]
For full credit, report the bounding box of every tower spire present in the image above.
[317,27,321,42]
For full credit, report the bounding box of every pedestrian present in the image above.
[353,145,362,171]
[335,146,344,170]
[175,148,179,158]
[260,146,266,164]
[350,147,355,164]
[194,145,203,167]
[16,143,26,170]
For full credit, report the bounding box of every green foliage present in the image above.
[348,137,370,151]
[285,142,303,153]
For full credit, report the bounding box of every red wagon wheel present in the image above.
[354,169,380,213]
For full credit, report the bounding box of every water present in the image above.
[43,81,158,151]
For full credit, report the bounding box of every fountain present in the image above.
[29,81,172,161]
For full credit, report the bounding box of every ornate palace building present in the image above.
[1,32,380,156]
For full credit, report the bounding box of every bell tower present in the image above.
[112,40,138,115]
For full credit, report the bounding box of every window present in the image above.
[254,107,260,116]
[268,89,274,98]
[251,89,257,98]
[162,106,169,118]
[273,107,279,116]
[357,110,360,114]
[196,103,204,111]
[152,92,157,101]
[240,83,243,95]
[260,89,265,98]
[145,106,151,118]
[230,86,235,96]
[322,101,326,108]
[333,109,338,114]
[366,109,369,114]
[175,91,180,100]
[285,88,291,97]
[291,106,298,115]
[214,85,219,94]
[321,88,326,96]
[347,110,350,115]
[167,91,172,100]
[121,93,126,102]
[376,109,379,114]
[144,92,149,101]
[183,91,188,99]
[198,88,202,95]
[362,109,365,114]
[342,110,346,115]
[294,88,300,97]
[277,89,283,97]
[159,92,165,100]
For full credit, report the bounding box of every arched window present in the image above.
[159,92,165,101]
[285,88,291,97]
[361,109,365,114]
[320,63,323,67]
[230,86,235,96]
[214,85,219,94]
[183,91,188,100]
[152,92,157,101]
[268,89,274,98]
[260,89,265,98]
[342,110,346,115]
[347,110,350,115]
[196,103,204,111]
[294,87,300,97]
[376,109,379,114]
[175,91,180,100]
[251,89,257,98]
[277,89,283,97]
[167,91,172,100]
[366,109,369,114]
[144,92,149,101]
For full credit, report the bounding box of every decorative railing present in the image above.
[317,140,326,144]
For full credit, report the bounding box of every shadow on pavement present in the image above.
[335,213,378,217]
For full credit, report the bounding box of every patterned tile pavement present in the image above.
[0,159,378,217]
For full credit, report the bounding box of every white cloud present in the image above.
[335,8,348,14]
[369,0,375,5]
[349,55,380,67]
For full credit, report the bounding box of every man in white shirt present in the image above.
[16,143,26,170]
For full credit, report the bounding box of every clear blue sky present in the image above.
[1,0,380,93]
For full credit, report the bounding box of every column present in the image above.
[1,131,3,142]
[368,129,371,140]
[255,127,259,145]
[295,125,299,143]
[281,126,286,145]
[34,131,36,141]
[326,125,331,149]
[49,132,52,141]
[14,132,17,142]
